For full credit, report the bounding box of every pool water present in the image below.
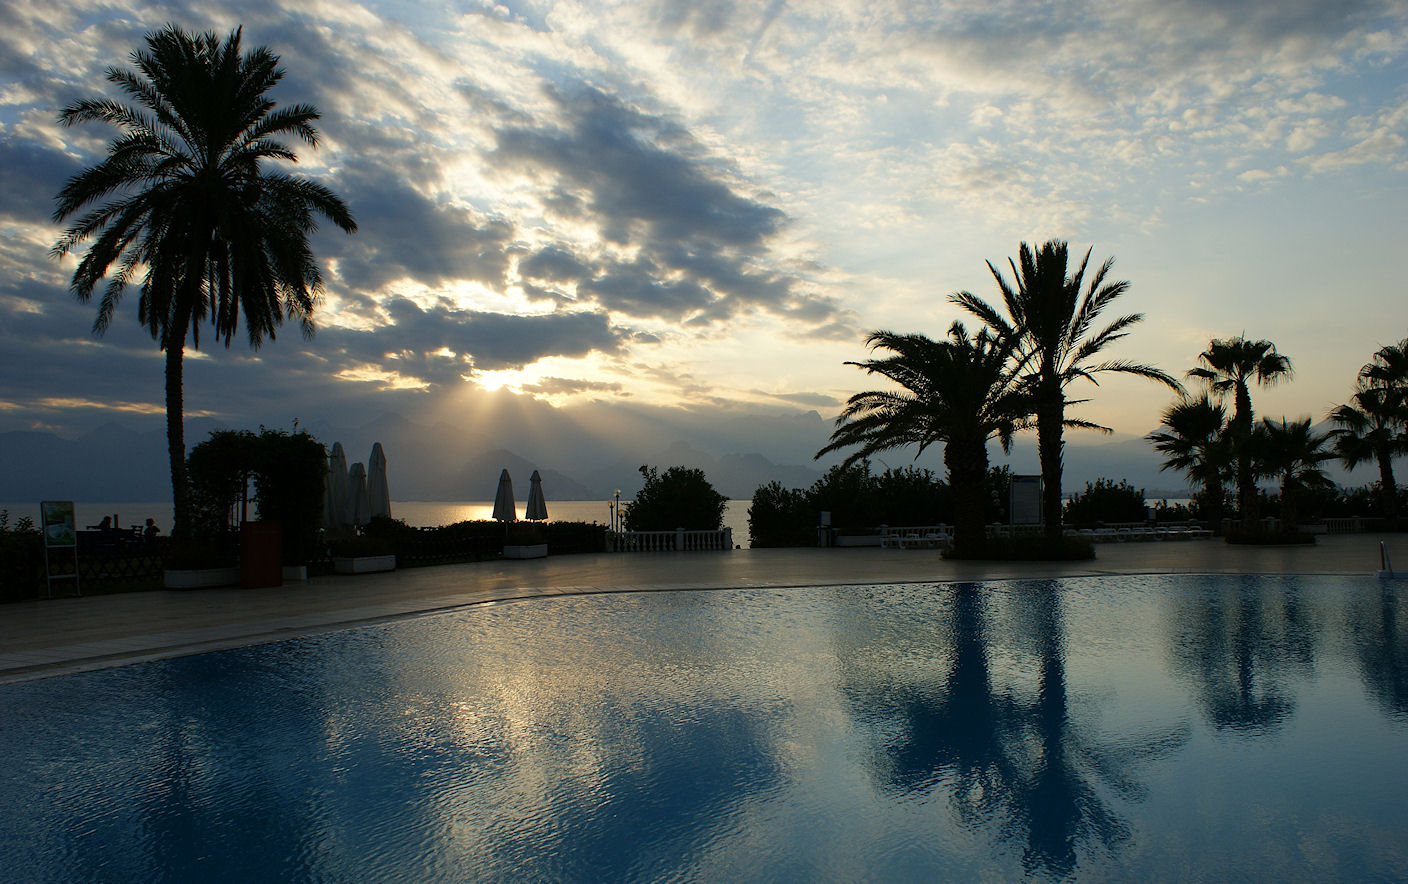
[1,575,1405,881]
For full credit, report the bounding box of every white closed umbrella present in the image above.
[368,442,391,520]
[525,470,548,521]
[349,462,371,527]
[491,469,517,522]
[326,442,351,530]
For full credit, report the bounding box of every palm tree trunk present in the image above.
[1234,383,1257,532]
[1376,451,1399,521]
[1037,397,1065,539]
[946,435,990,557]
[1280,477,1297,531]
[165,312,191,541]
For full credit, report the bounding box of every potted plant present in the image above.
[503,522,548,559]
[329,535,397,574]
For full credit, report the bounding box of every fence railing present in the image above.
[608,528,734,552]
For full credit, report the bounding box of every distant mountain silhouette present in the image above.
[0,409,1369,506]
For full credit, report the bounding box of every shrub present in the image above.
[623,466,727,531]
[805,462,881,532]
[0,510,43,602]
[252,427,328,565]
[1063,479,1147,526]
[748,481,814,547]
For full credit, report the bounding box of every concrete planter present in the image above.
[333,554,397,574]
[835,535,883,547]
[282,565,308,581]
[503,543,548,559]
[164,567,240,589]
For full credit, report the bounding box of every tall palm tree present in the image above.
[1329,343,1408,520]
[952,241,1180,538]
[1253,417,1332,530]
[1187,337,1292,532]
[52,25,356,538]
[1146,393,1231,531]
[816,322,1032,556]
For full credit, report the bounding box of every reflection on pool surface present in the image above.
[1,575,1405,881]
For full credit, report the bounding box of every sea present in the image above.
[1,500,754,548]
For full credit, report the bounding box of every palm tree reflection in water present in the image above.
[841,584,1189,877]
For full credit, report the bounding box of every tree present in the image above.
[1254,417,1332,530]
[816,322,1031,556]
[1187,337,1292,532]
[1330,340,1408,521]
[51,25,356,538]
[623,466,728,531]
[1063,479,1148,526]
[951,241,1179,538]
[1146,393,1232,532]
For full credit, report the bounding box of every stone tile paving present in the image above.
[2,535,1403,683]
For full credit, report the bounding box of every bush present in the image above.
[945,535,1096,561]
[623,466,727,531]
[748,481,814,547]
[186,425,328,565]
[805,463,881,532]
[1064,479,1147,526]
[252,427,327,565]
[0,510,43,602]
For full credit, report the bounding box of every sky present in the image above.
[2,0,1407,475]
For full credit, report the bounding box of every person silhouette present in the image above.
[143,518,161,542]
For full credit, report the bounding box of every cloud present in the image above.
[520,376,624,397]
[0,135,81,224]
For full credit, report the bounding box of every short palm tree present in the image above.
[816,322,1032,556]
[1187,337,1292,532]
[1253,417,1332,530]
[1329,342,1408,520]
[52,25,357,538]
[952,241,1180,538]
[1146,393,1231,531]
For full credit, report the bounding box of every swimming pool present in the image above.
[1,575,1404,881]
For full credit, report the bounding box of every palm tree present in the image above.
[816,322,1032,556]
[1146,394,1231,531]
[1187,337,1292,532]
[52,25,356,538]
[952,241,1180,538]
[1329,343,1408,520]
[1254,417,1332,530]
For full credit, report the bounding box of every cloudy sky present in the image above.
[2,0,1406,465]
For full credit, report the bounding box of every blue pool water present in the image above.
[1,575,1405,882]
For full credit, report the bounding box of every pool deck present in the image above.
[3,533,1404,683]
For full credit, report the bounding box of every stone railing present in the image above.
[608,528,734,552]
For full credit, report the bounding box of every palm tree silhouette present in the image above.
[952,241,1179,538]
[1187,337,1292,533]
[1253,417,1332,531]
[817,322,1031,556]
[1330,341,1408,521]
[1146,393,1232,531]
[52,25,356,537]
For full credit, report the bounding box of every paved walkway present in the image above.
[2,533,1403,683]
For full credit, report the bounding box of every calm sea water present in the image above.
[0,500,753,546]
[1,575,1404,881]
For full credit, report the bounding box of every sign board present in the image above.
[40,500,77,548]
[1009,475,1042,525]
[40,500,80,597]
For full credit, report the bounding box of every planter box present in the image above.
[835,535,883,547]
[503,543,548,559]
[165,567,240,589]
[333,554,397,574]
[282,565,308,581]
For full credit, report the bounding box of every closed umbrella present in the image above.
[492,469,517,522]
[326,442,350,530]
[367,442,391,520]
[349,462,371,527]
[525,470,548,521]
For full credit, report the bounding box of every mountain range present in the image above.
[0,406,1235,504]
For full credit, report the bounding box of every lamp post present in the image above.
[613,489,622,533]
